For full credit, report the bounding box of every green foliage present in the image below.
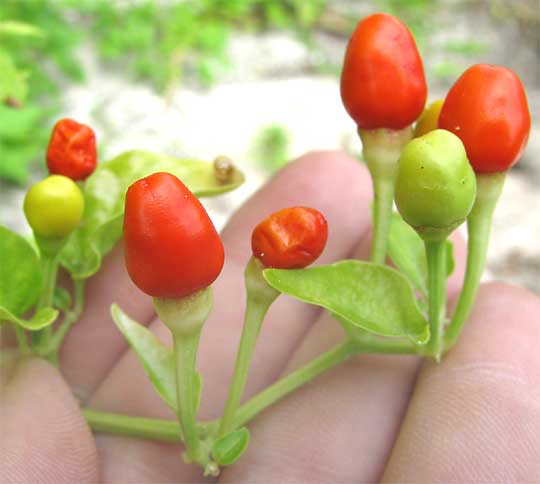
[0,225,59,330]
[79,0,326,90]
[251,123,291,172]
[111,304,178,411]
[59,150,245,279]
[0,0,327,184]
[0,0,83,184]
[0,225,42,315]
[263,260,429,343]
[53,287,72,312]
[212,428,250,466]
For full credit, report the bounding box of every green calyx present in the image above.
[153,287,213,337]
[395,129,477,242]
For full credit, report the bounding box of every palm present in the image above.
[2,152,539,483]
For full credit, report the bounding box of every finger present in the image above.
[60,244,156,400]
[220,308,419,483]
[382,282,540,482]
[0,357,99,483]
[89,151,374,482]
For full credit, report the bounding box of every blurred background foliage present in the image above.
[0,0,538,183]
[0,0,327,183]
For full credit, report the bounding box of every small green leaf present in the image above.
[59,232,101,280]
[111,304,177,411]
[60,150,244,279]
[53,287,72,311]
[0,226,42,316]
[388,213,457,296]
[0,306,58,330]
[101,150,245,197]
[264,260,429,344]
[212,427,250,466]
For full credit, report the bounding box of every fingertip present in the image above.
[1,358,99,484]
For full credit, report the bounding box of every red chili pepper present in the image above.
[46,118,97,181]
[251,207,328,269]
[340,13,427,130]
[439,64,530,173]
[124,172,224,298]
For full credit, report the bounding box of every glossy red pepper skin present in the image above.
[439,64,530,173]
[46,118,97,181]
[340,13,427,130]
[251,207,328,269]
[124,172,224,298]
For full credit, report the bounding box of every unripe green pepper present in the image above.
[24,175,84,239]
[395,129,476,241]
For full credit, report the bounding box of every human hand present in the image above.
[2,151,539,483]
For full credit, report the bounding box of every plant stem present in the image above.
[82,408,182,442]
[218,258,278,438]
[32,253,59,350]
[444,172,506,349]
[218,293,274,438]
[50,278,85,353]
[371,174,396,264]
[425,240,447,361]
[359,127,412,264]
[173,331,202,460]
[233,340,357,429]
[13,324,29,354]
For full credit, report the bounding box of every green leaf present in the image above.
[59,231,102,280]
[53,287,72,311]
[0,225,42,316]
[212,427,250,466]
[111,304,177,411]
[101,150,244,197]
[0,306,58,330]
[388,213,456,297]
[263,260,429,344]
[60,150,244,279]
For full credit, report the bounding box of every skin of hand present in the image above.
[1,151,539,483]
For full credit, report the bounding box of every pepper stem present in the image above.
[358,127,413,264]
[425,239,447,361]
[153,288,213,462]
[218,257,279,438]
[173,330,202,461]
[31,236,66,355]
[444,171,506,349]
